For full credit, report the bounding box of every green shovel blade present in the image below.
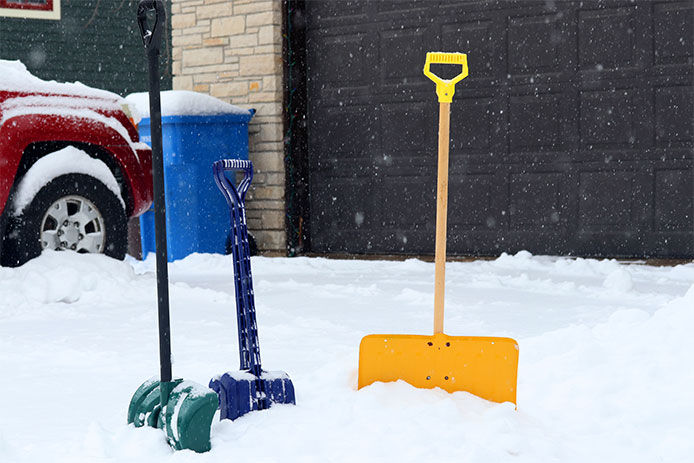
[128,378,217,453]
[163,380,219,453]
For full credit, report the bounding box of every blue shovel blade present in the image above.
[209,370,296,421]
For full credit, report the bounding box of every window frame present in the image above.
[0,0,61,20]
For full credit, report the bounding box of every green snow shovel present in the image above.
[127,1,217,453]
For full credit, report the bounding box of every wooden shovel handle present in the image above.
[434,102,450,334]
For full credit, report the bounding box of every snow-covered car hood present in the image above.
[0,59,123,102]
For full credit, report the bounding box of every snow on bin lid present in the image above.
[0,59,123,101]
[125,90,251,119]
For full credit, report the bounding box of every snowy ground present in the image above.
[0,250,692,462]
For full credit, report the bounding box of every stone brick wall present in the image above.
[171,0,286,254]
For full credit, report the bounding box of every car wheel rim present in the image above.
[40,195,106,253]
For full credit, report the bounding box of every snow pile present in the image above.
[0,59,121,100]
[125,90,251,119]
[0,251,139,308]
[0,251,692,462]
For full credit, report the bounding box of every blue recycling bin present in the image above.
[138,109,254,261]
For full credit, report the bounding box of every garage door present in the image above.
[304,0,693,258]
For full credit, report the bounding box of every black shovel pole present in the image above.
[137,0,172,386]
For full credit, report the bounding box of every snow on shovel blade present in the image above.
[209,370,296,421]
[358,333,519,405]
[128,378,217,453]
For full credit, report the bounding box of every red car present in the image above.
[0,60,152,267]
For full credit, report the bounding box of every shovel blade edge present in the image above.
[209,370,296,421]
[358,333,519,405]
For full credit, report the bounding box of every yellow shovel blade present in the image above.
[358,333,519,404]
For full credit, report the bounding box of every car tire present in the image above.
[1,173,128,267]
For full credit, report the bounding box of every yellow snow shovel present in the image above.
[358,52,519,405]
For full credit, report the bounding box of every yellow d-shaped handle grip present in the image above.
[423,52,469,103]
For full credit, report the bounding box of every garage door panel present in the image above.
[653,1,694,68]
[381,102,430,154]
[580,88,638,148]
[441,20,500,82]
[310,105,378,160]
[507,12,573,77]
[508,90,570,153]
[655,85,694,145]
[306,0,368,22]
[654,167,694,232]
[578,170,637,231]
[508,172,565,229]
[309,173,376,252]
[578,6,644,74]
[449,95,497,155]
[379,27,426,86]
[448,173,496,228]
[380,176,434,229]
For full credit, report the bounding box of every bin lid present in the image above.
[125,90,253,120]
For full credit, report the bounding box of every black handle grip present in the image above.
[137,0,166,53]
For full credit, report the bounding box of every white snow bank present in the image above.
[125,90,251,119]
[12,146,124,215]
[0,59,122,101]
[0,252,692,462]
[0,251,137,309]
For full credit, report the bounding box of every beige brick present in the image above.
[179,25,210,35]
[251,186,283,201]
[203,37,227,47]
[257,25,281,45]
[260,210,285,229]
[253,113,284,125]
[234,47,258,56]
[250,102,282,117]
[182,47,224,67]
[253,141,284,153]
[249,200,285,211]
[253,45,278,55]
[266,173,285,185]
[196,3,232,19]
[234,1,274,15]
[257,123,284,142]
[249,153,284,172]
[172,13,197,29]
[250,92,280,104]
[252,230,285,253]
[183,63,238,75]
[246,11,278,27]
[173,75,194,90]
[172,34,202,47]
[193,72,224,84]
[239,54,278,76]
[228,34,259,48]
[210,81,248,98]
[193,84,210,92]
[211,16,245,37]
[262,75,281,92]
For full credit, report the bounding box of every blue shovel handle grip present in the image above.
[212,159,254,208]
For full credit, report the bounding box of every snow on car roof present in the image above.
[125,90,251,118]
[0,59,121,101]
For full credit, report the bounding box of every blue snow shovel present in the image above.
[127,1,217,453]
[209,160,296,420]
